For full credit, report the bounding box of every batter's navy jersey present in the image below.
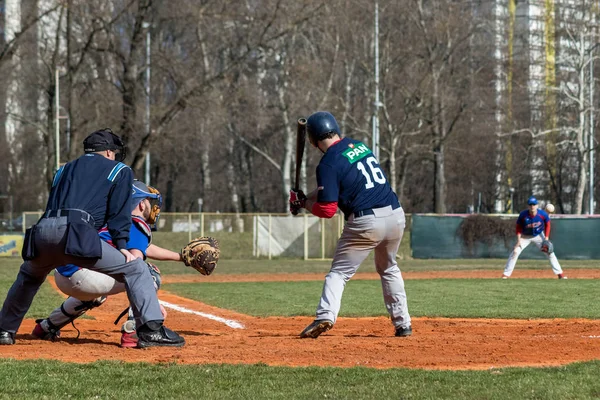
[316,137,400,218]
[517,209,550,236]
[47,153,133,249]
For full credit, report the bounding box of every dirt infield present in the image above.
[1,270,600,370]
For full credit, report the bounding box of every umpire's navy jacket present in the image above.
[47,153,133,250]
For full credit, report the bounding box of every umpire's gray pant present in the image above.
[0,216,163,333]
[315,206,411,329]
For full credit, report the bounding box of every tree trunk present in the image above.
[226,137,243,231]
[276,63,294,212]
[432,74,446,213]
[120,1,151,166]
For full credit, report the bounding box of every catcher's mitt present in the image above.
[180,236,220,275]
[541,239,554,254]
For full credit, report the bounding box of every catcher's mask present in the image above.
[131,180,163,230]
[83,128,127,162]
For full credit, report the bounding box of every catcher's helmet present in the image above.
[131,180,163,229]
[83,128,126,161]
[306,111,341,145]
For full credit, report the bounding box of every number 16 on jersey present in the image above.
[342,143,386,189]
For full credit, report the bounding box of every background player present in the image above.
[32,180,185,347]
[502,196,566,279]
[289,111,412,338]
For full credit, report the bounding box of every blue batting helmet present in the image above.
[306,111,341,144]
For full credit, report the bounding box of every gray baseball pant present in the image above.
[315,206,411,329]
[0,216,163,333]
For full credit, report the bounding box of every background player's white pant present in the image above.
[315,206,411,329]
[503,234,563,277]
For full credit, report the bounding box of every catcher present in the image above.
[502,196,567,279]
[32,180,220,348]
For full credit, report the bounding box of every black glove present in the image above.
[289,189,307,215]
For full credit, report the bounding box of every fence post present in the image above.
[321,218,325,260]
[200,212,205,237]
[268,214,272,260]
[304,214,308,260]
[188,213,192,242]
[22,212,26,234]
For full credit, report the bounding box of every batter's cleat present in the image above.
[395,325,413,337]
[0,330,15,345]
[558,274,568,279]
[137,325,185,348]
[501,275,509,279]
[300,319,334,339]
[31,319,60,341]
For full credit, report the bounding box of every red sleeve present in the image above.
[311,201,338,219]
[516,224,523,235]
[545,220,551,238]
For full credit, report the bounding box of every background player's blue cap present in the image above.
[527,196,538,205]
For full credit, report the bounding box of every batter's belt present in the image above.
[351,199,401,220]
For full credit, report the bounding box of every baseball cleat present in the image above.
[121,320,138,348]
[0,330,15,345]
[395,325,413,337]
[121,331,139,348]
[31,319,61,341]
[137,325,185,348]
[558,274,568,279]
[501,275,509,279]
[300,319,334,339]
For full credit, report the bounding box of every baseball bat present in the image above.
[294,118,307,191]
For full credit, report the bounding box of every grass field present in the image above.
[1,257,600,399]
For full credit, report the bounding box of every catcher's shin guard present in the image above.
[40,296,107,339]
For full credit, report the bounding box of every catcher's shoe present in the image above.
[31,319,60,341]
[0,330,14,345]
[137,325,185,348]
[300,319,334,339]
[395,325,413,337]
[121,320,138,348]
[121,331,138,348]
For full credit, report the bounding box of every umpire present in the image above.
[0,128,184,348]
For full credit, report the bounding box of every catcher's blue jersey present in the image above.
[56,217,151,277]
[517,209,550,236]
[316,137,400,219]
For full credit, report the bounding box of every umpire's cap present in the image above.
[83,128,125,161]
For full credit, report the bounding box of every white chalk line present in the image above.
[159,300,245,329]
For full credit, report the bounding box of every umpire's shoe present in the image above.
[395,325,413,337]
[0,330,15,345]
[300,319,334,339]
[137,324,185,348]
